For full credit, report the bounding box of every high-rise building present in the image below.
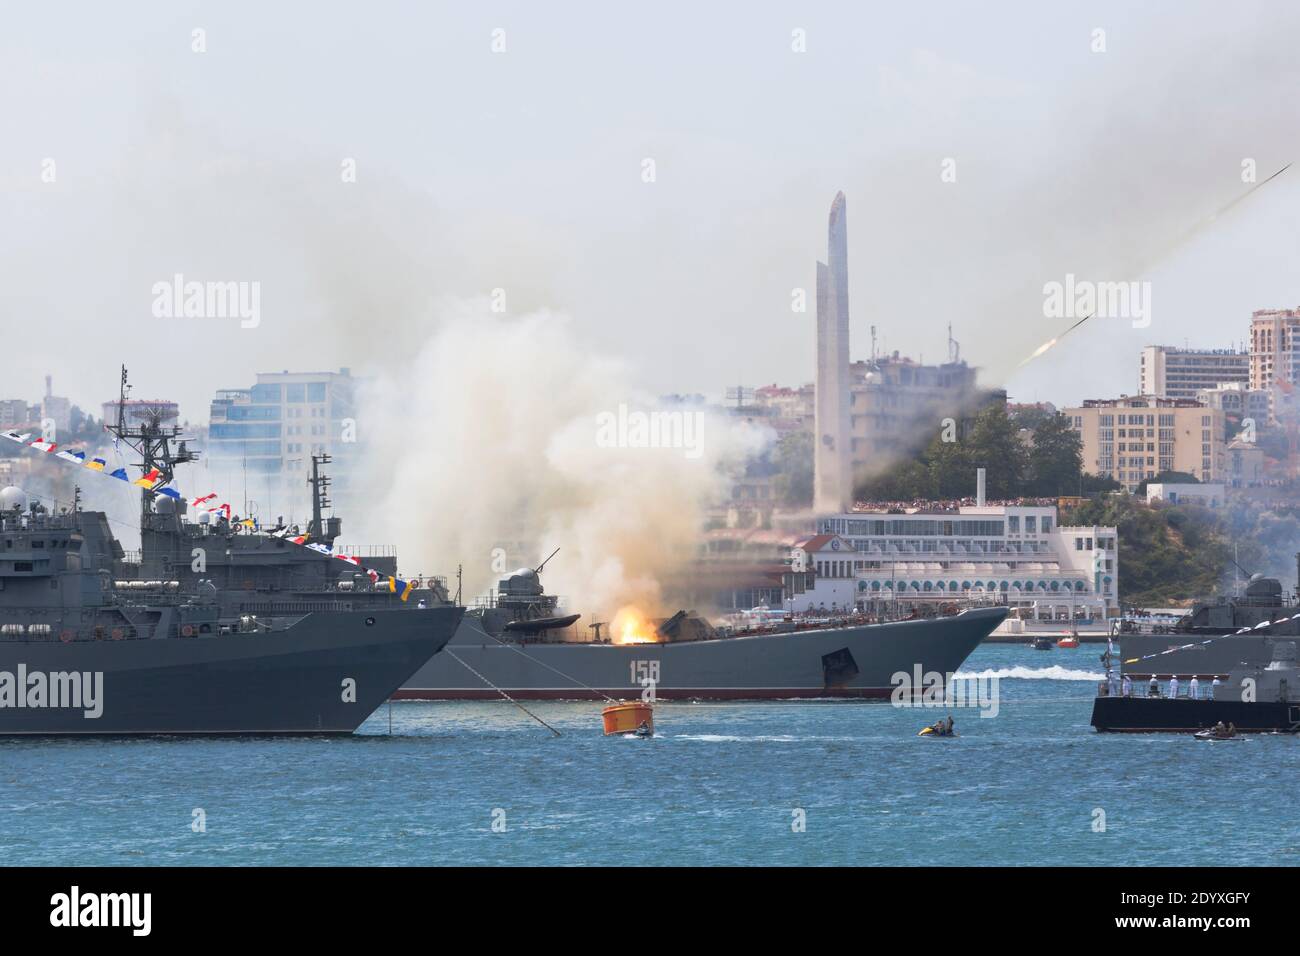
[1138,345,1248,400]
[205,369,357,522]
[1064,395,1225,492]
[1248,308,1300,420]
[814,192,852,513]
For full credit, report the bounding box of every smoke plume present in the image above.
[357,302,765,615]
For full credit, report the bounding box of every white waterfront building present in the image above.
[791,503,1119,621]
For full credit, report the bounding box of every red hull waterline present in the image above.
[391,687,899,701]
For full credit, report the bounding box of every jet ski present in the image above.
[918,724,957,738]
[1193,729,1243,741]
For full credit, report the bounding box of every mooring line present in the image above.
[444,648,562,737]
[481,630,620,704]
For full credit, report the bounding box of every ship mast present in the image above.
[104,365,198,522]
[307,453,332,540]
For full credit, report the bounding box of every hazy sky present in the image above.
[3,0,1299,418]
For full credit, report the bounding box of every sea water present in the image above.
[2,643,1296,866]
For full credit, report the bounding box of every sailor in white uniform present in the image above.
[1188,676,1199,700]
[1168,675,1180,699]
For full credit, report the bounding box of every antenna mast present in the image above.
[104,365,198,520]
[308,453,333,540]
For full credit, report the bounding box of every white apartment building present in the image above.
[1139,346,1247,400]
[790,503,1119,620]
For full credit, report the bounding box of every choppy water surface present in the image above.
[2,643,1296,866]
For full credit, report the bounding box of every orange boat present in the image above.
[1057,634,1080,649]
[602,701,654,737]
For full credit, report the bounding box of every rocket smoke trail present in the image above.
[1016,162,1293,370]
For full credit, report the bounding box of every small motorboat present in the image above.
[1057,632,1080,649]
[602,701,654,737]
[1030,637,1054,651]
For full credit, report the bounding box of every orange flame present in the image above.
[611,605,659,644]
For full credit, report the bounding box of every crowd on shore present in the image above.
[850,496,1060,514]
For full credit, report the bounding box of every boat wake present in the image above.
[955,665,1103,682]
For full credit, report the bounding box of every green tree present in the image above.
[772,430,814,506]
[965,406,1028,499]
[1027,413,1083,496]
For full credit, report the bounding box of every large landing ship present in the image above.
[0,490,461,734]
[397,565,1007,700]
[0,370,461,735]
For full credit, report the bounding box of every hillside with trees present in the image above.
[855,407,1118,501]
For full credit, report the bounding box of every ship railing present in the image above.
[1099,680,1214,700]
[1116,619,1190,636]
[330,544,397,558]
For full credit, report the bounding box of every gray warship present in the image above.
[1119,565,1300,679]
[0,372,462,735]
[398,562,1008,700]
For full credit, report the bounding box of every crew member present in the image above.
[1168,674,1179,699]
[1188,676,1199,700]
[1122,674,1132,697]
[1148,675,1160,698]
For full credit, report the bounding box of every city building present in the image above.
[205,369,357,522]
[798,499,1118,619]
[1225,439,1266,488]
[1144,482,1226,507]
[0,400,29,429]
[1194,382,1270,426]
[1065,396,1226,492]
[1139,345,1247,400]
[849,352,985,465]
[39,375,72,434]
[814,192,852,513]
[753,383,814,429]
[1249,307,1300,419]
